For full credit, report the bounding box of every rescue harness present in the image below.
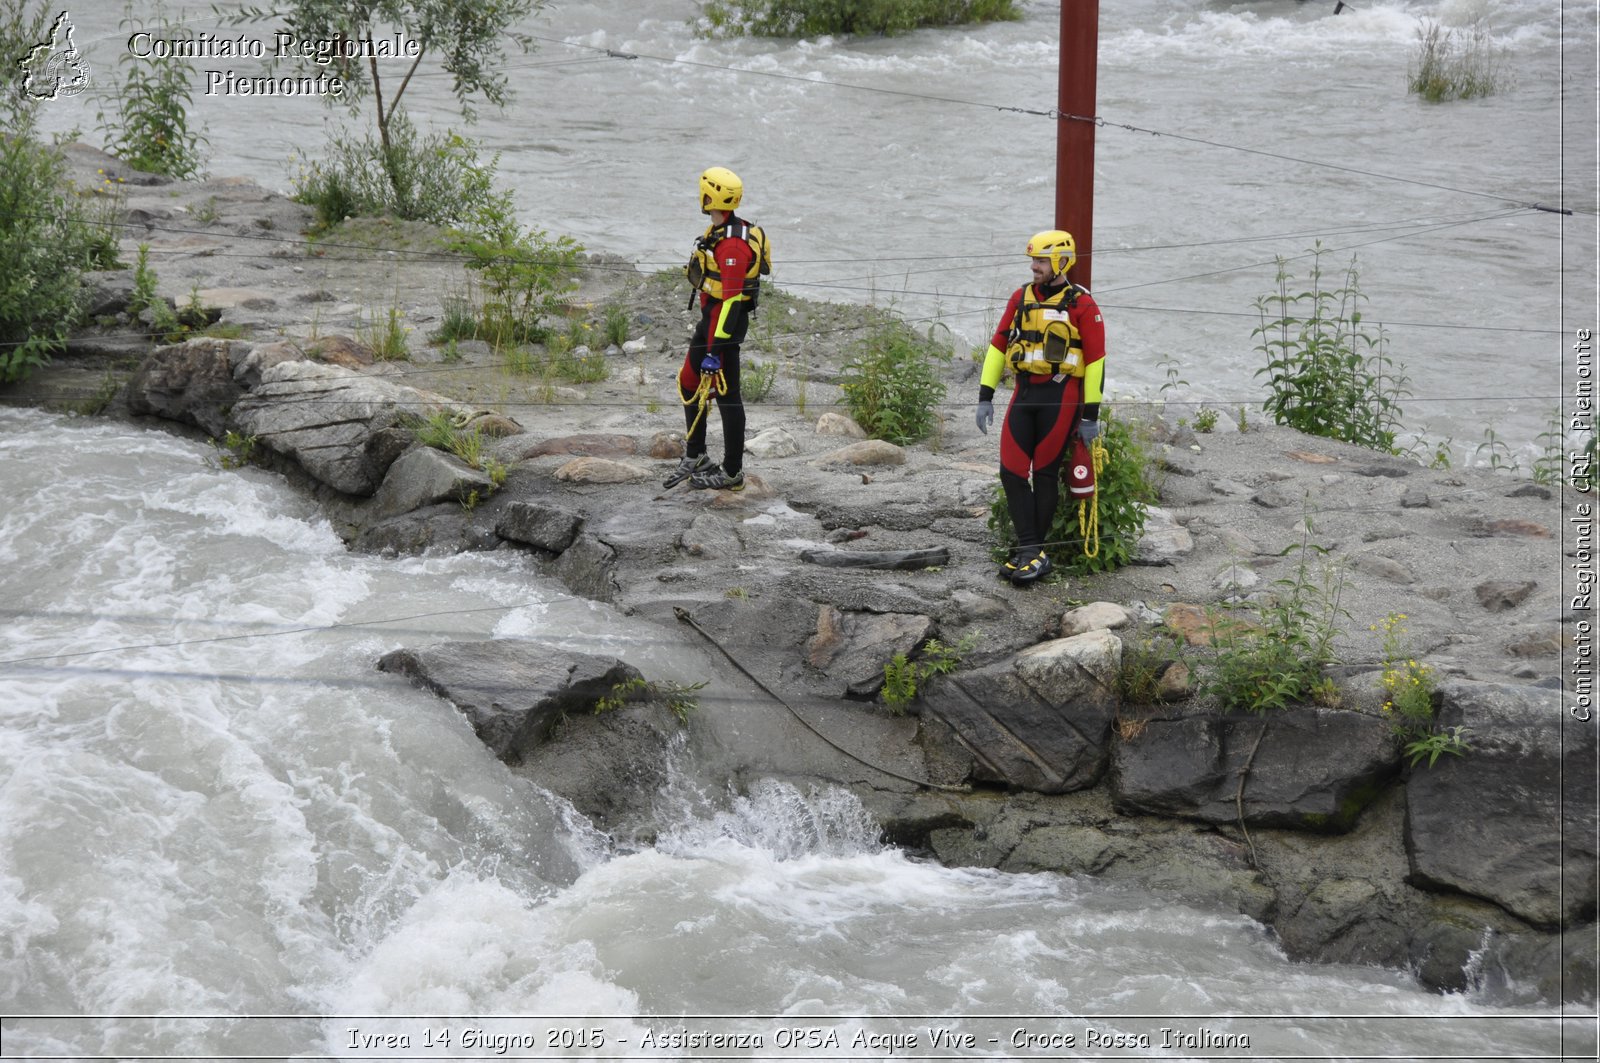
[1006,282,1086,377]
[685,217,773,311]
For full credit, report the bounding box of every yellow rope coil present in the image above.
[681,369,727,438]
[1077,436,1108,559]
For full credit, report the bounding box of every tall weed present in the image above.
[1253,246,1409,453]
[838,319,950,445]
[97,1,207,178]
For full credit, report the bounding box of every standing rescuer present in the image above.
[975,229,1106,585]
[666,165,771,492]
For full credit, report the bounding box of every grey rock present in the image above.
[1112,705,1401,831]
[126,338,246,438]
[79,270,137,317]
[806,605,935,697]
[551,534,618,604]
[1133,506,1195,565]
[1405,681,1598,928]
[799,547,949,571]
[1252,483,1302,509]
[1351,553,1415,585]
[377,639,642,762]
[920,631,1122,793]
[371,447,495,520]
[495,501,584,553]
[1474,579,1537,612]
[229,361,446,496]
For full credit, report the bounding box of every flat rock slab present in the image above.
[1112,705,1401,832]
[377,639,642,763]
[799,547,950,571]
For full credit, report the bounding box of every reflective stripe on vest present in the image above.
[1006,284,1085,377]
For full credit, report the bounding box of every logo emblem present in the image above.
[1073,464,1089,480]
[18,11,92,102]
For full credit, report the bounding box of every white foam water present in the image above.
[0,410,1586,1059]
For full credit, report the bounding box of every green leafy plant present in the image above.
[594,676,704,725]
[1201,523,1347,714]
[0,83,121,382]
[409,410,493,472]
[1253,245,1410,453]
[97,1,207,179]
[1118,633,1188,704]
[601,301,630,347]
[205,431,258,471]
[880,633,978,714]
[744,358,779,403]
[697,0,1020,37]
[1372,612,1466,768]
[293,114,509,232]
[838,319,951,445]
[986,407,1157,576]
[1475,423,1520,474]
[450,195,584,349]
[358,299,410,361]
[1532,410,1567,487]
[1408,15,1509,103]
[127,244,185,343]
[1193,407,1219,433]
[1156,352,1189,399]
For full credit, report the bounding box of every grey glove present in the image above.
[975,400,994,435]
[1078,419,1100,444]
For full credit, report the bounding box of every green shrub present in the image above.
[744,358,779,403]
[293,111,507,232]
[450,195,583,349]
[0,122,121,383]
[697,0,1021,37]
[881,634,977,714]
[986,407,1157,576]
[838,319,950,445]
[97,1,207,179]
[1200,538,1346,714]
[1253,246,1409,453]
[1408,16,1509,102]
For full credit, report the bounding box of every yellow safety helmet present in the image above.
[699,166,743,213]
[1026,229,1076,276]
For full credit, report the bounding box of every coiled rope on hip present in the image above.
[681,369,727,438]
[1077,436,1108,560]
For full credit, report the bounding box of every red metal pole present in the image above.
[1056,0,1098,290]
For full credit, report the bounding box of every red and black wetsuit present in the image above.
[678,217,755,477]
[980,278,1107,552]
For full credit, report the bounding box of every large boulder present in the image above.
[1111,705,1401,831]
[228,361,451,496]
[919,631,1122,793]
[127,338,246,438]
[1405,681,1598,929]
[377,639,642,763]
[370,446,496,520]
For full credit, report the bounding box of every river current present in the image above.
[7,0,1598,1058]
[32,0,1600,460]
[0,406,1587,1058]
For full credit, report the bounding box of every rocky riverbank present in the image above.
[18,144,1597,1004]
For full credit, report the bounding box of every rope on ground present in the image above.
[1234,721,1272,877]
[673,606,971,795]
